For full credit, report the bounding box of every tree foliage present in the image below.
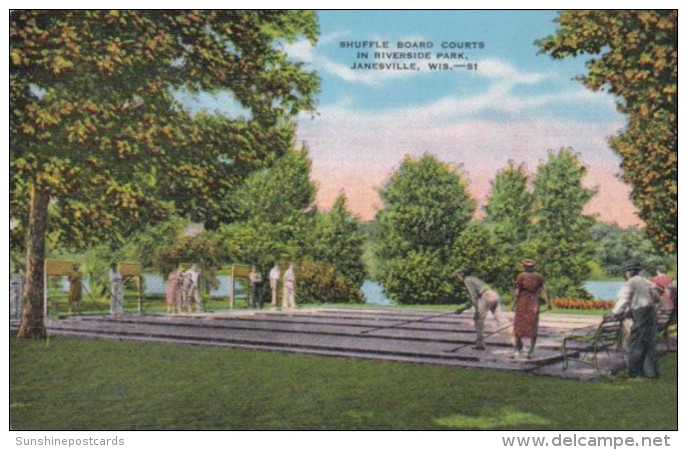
[296,258,365,304]
[451,221,513,301]
[10,10,320,248]
[537,10,677,252]
[590,222,674,278]
[531,149,595,298]
[10,10,320,338]
[378,251,458,305]
[215,150,367,300]
[152,232,224,292]
[309,194,366,287]
[165,116,298,230]
[485,161,533,243]
[218,148,317,269]
[233,148,316,226]
[376,154,475,304]
[483,161,534,293]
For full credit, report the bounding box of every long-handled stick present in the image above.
[360,304,471,335]
[81,283,106,312]
[444,321,514,353]
[443,306,555,353]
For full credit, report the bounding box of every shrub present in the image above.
[375,154,475,305]
[378,251,458,305]
[296,258,364,304]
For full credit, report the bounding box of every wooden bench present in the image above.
[561,315,623,373]
[657,307,677,350]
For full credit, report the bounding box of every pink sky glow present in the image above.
[299,114,643,227]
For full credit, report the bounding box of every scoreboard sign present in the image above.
[45,259,76,277]
[119,262,142,277]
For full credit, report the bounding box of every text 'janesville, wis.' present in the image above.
[340,40,485,71]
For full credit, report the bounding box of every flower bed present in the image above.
[553,298,615,310]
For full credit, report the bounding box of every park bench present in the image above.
[561,315,623,374]
[656,307,677,350]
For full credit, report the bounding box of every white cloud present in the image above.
[304,80,615,127]
[477,58,550,84]
[283,39,315,63]
[318,57,420,85]
[318,31,350,45]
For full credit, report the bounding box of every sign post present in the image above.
[119,262,143,313]
[44,259,77,318]
[228,264,251,309]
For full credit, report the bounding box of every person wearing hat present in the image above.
[453,268,509,350]
[511,259,551,359]
[652,265,674,310]
[608,260,661,378]
[67,263,83,316]
[248,265,264,309]
[165,266,183,314]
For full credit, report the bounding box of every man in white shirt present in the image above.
[269,263,281,308]
[108,264,124,316]
[453,268,509,350]
[248,265,264,309]
[283,263,296,309]
[186,265,203,312]
[608,260,661,378]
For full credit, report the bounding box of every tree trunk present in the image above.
[17,184,50,339]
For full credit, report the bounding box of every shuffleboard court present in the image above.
[11,308,632,379]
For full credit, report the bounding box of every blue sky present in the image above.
[308,10,617,120]
[186,10,637,225]
[294,10,639,225]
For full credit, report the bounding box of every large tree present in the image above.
[10,10,319,338]
[485,161,533,243]
[537,10,677,253]
[451,220,512,300]
[219,148,317,269]
[165,115,299,230]
[309,194,367,287]
[375,154,475,304]
[531,148,596,298]
[483,162,534,292]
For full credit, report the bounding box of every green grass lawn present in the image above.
[10,335,676,430]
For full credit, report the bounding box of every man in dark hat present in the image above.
[454,268,509,350]
[609,260,661,378]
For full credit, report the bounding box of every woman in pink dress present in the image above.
[511,259,551,359]
[165,268,181,314]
